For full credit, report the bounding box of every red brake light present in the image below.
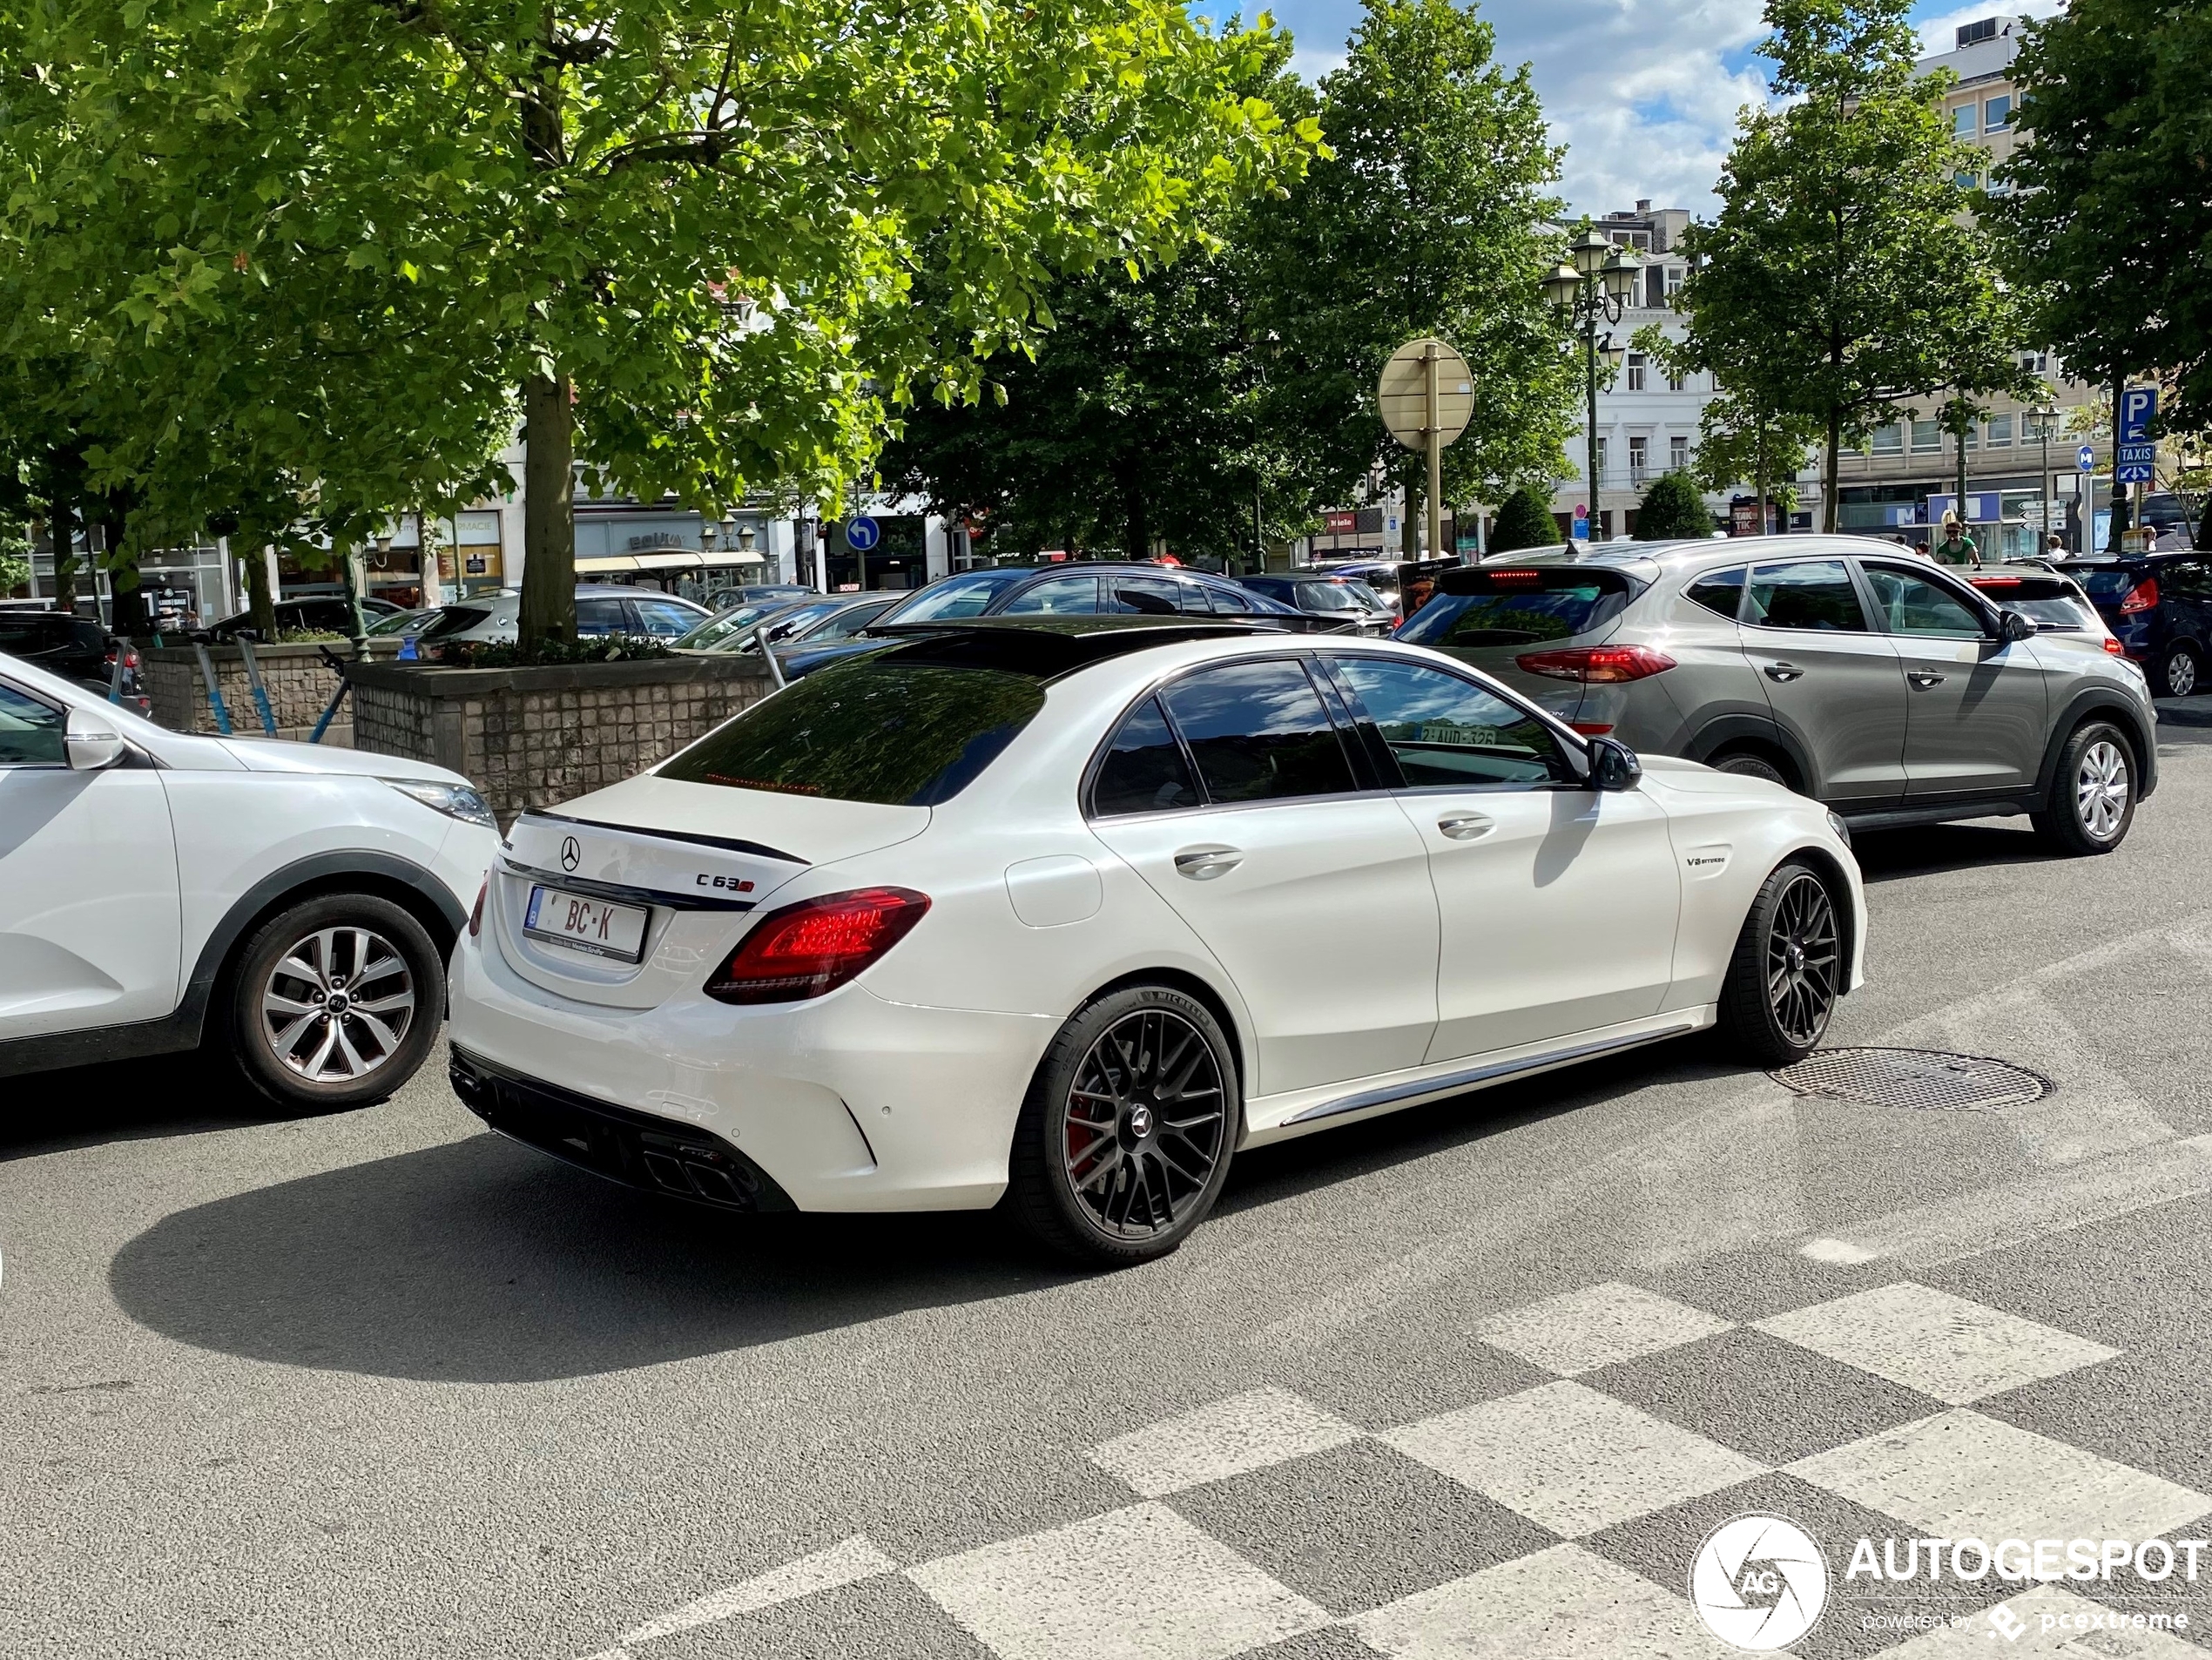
[1515,645,1677,683]
[2121,577,2159,614]
[469,878,487,937]
[705,887,930,1004]
[2103,636,2127,655]
[1967,575,2020,588]
[1486,570,1546,588]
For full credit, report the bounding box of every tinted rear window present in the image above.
[0,615,75,652]
[658,652,1044,806]
[419,606,491,639]
[1399,569,1633,647]
[2067,566,2141,597]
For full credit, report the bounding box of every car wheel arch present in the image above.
[2033,692,2155,802]
[1773,841,1857,992]
[180,851,469,1044]
[1073,966,1251,1111]
[1689,715,1815,796]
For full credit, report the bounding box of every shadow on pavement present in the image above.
[0,1053,275,1162]
[1850,821,2063,882]
[108,1130,1067,1385]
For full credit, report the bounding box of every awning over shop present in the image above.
[575,555,641,574]
[633,551,705,571]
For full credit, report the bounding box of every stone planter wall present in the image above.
[348,654,775,825]
[144,641,362,745]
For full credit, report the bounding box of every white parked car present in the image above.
[0,654,500,1110]
[448,618,1865,1264]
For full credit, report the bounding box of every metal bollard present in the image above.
[190,638,234,736]
[235,635,280,736]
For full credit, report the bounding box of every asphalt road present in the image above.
[9,715,2212,1660]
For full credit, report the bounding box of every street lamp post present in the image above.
[2030,399,2062,555]
[1543,229,1641,541]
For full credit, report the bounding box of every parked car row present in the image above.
[0,606,149,710]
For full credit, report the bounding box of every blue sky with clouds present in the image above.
[1238,0,2063,219]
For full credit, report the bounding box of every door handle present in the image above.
[1907,670,1948,687]
[1172,846,1243,881]
[1436,812,1494,840]
[1763,663,1804,682]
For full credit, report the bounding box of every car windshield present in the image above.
[808,600,894,641]
[416,604,492,640]
[1399,568,1633,647]
[879,570,1030,623]
[658,645,1045,806]
[1298,581,1386,611]
[674,601,792,651]
[364,610,428,636]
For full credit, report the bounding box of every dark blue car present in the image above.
[2059,553,2212,698]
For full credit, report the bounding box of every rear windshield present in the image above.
[0,614,76,652]
[418,605,492,640]
[1297,580,1386,611]
[880,570,1031,624]
[658,650,1044,806]
[1399,568,1635,648]
[2064,565,2139,596]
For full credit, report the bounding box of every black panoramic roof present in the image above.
[863,616,1288,678]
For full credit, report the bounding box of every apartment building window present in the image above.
[1629,436,1649,483]
[1626,354,1647,391]
[1961,423,1978,451]
[1984,94,2012,130]
[1666,267,1685,302]
[1594,438,1608,483]
[1986,414,2013,447]
[1669,435,1689,473]
[1666,368,1686,393]
[1872,423,1905,455]
[1953,103,1977,135]
[1955,166,1981,190]
[1912,420,1941,454]
[1645,266,1667,308]
[2019,350,2048,374]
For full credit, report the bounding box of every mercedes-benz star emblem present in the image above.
[560,836,581,873]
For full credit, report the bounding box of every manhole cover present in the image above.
[1770,1047,2053,1112]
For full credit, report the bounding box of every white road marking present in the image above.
[1793,1133,2212,1268]
[1379,1380,1766,1538]
[907,1501,1331,1660]
[1788,1409,2211,1542]
[606,1533,897,1650]
[1351,1542,1741,1659]
[1476,1280,1735,1377]
[1085,1386,1360,1498]
[1755,1280,2118,1405]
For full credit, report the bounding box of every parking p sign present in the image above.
[2119,385,2158,444]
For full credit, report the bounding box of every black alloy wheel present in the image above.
[1008,986,1238,1266]
[1719,860,1842,1066]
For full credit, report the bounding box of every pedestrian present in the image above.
[2045,532,2066,559]
[1932,515,1980,567]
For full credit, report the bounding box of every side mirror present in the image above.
[1997,609,2036,643]
[1588,736,1642,792]
[65,705,126,772]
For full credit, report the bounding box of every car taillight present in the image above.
[1515,645,1677,683]
[705,887,930,1004]
[2103,636,2127,655]
[2121,578,2159,614]
[469,879,486,937]
[1570,721,1615,735]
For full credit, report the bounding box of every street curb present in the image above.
[2155,697,2212,728]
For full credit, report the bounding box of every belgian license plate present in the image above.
[524,886,650,962]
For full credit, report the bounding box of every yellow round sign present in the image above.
[1377,338,1474,452]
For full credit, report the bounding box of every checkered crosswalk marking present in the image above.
[1754,1281,2121,1404]
[574,1275,2196,1659]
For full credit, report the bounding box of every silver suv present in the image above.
[1396,537,2158,854]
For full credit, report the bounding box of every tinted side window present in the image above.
[1107,576,1184,616]
[0,682,65,766]
[0,615,73,654]
[1862,566,1985,637]
[1158,659,1357,804]
[1333,658,1572,787]
[633,598,704,636]
[999,576,1102,615]
[1204,583,1253,614]
[1685,567,1746,620]
[1746,561,1869,631]
[2166,562,2212,602]
[577,597,629,636]
[1090,698,1203,816]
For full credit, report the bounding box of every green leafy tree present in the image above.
[1634,471,1713,540]
[4,0,1318,645]
[0,514,29,596]
[1486,482,1559,552]
[1666,0,2033,530]
[1250,0,1577,554]
[1992,0,2212,545]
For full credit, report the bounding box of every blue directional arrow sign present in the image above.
[2116,461,2154,484]
[844,515,880,552]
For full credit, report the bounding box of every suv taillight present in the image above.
[2121,577,2160,614]
[705,887,930,1004]
[1515,645,1677,683]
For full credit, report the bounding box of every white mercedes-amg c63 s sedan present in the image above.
[448,617,1865,1265]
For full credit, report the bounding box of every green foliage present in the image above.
[1247,0,1578,530]
[1486,483,1560,553]
[0,515,28,593]
[1666,0,2033,528]
[273,628,348,644]
[1633,471,1713,540]
[1,0,1321,641]
[1993,0,2212,433]
[450,633,676,668]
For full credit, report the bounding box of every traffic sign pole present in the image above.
[1426,343,1443,564]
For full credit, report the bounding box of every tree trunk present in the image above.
[47,447,82,610]
[246,542,278,638]
[100,495,147,636]
[1121,464,1149,563]
[519,371,577,644]
[1822,410,1840,533]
